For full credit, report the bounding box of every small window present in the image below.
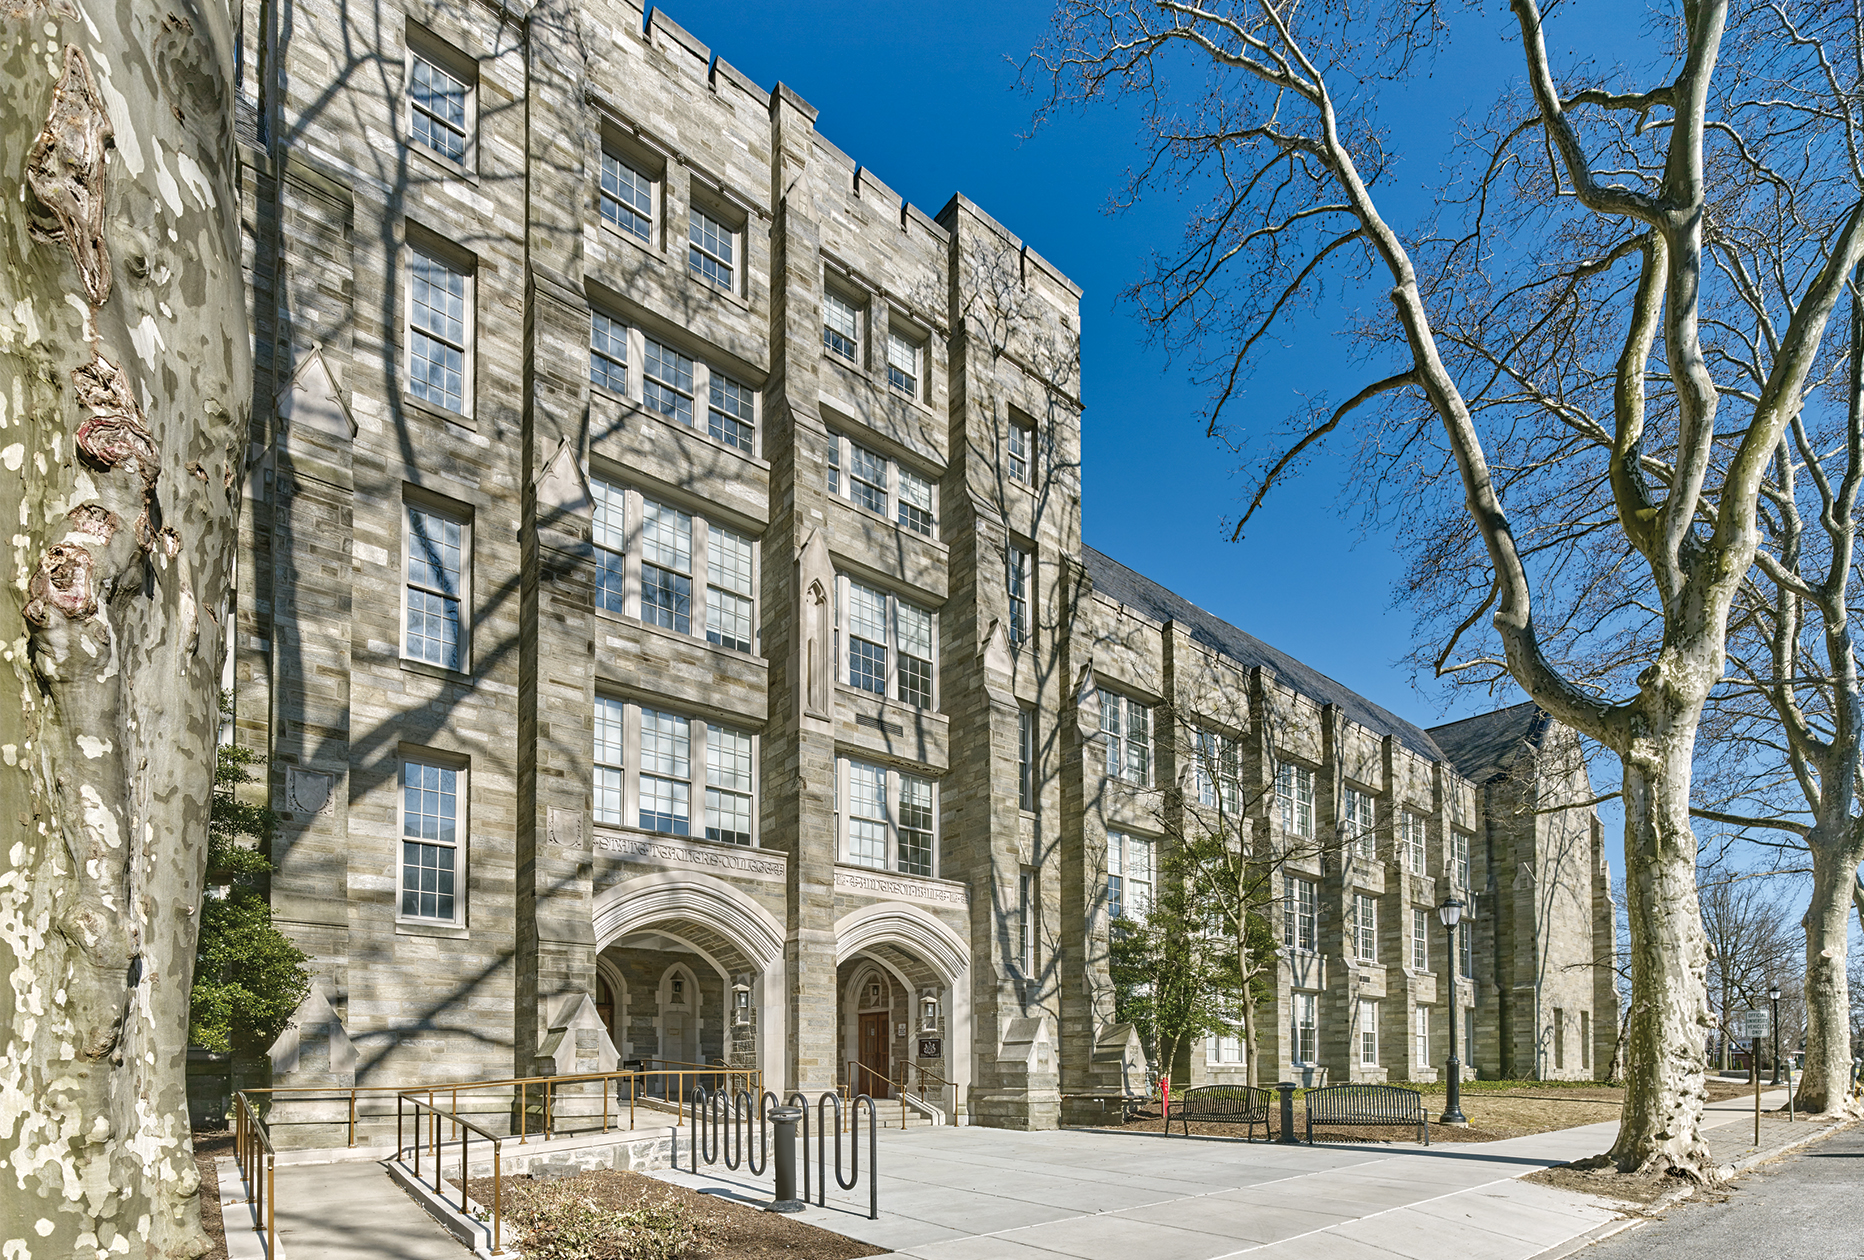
[824,289,861,361]
[1359,999,1379,1066]
[1353,893,1377,962]
[1099,689,1151,786]
[1193,729,1241,814]
[1008,422,1032,484]
[705,723,755,846]
[887,327,921,399]
[689,204,737,291]
[600,148,655,242]
[405,503,466,670]
[594,696,625,825]
[408,245,471,415]
[591,311,629,394]
[643,339,695,427]
[1402,810,1428,874]
[1007,546,1031,645]
[849,441,888,515]
[1276,762,1315,838]
[1452,830,1470,888]
[1415,1007,1430,1066]
[1018,869,1035,974]
[1107,831,1152,920]
[1343,787,1375,858]
[408,42,472,165]
[1411,907,1429,972]
[846,582,889,696]
[639,708,691,835]
[640,499,694,634]
[1293,993,1318,1065]
[400,758,462,922]
[1018,707,1036,812]
[591,479,627,614]
[708,372,755,453]
[1283,875,1317,952]
[1459,915,1474,978]
[897,466,935,537]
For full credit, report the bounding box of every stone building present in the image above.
[232,0,1616,1132]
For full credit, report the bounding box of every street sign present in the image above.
[1734,1009,1771,1039]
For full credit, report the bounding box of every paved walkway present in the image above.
[651,1087,1801,1259]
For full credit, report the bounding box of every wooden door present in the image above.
[858,1012,891,1098]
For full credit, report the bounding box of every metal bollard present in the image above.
[766,1106,806,1213]
[1276,1082,1299,1144]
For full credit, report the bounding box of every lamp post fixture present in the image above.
[1438,895,1467,1126]
[1769,983,1784,1086]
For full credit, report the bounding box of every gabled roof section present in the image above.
[1425,701,1552,783]
[1082,546,1447,763]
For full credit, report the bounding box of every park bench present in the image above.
[1169,1084,1274,1140]
[1303,1083,1429,1145]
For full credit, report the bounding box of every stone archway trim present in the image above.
[592,870,786,968]
[833,901,969,983]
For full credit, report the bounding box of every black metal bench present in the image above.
[1169,1084,1273,1140]
[1303,1084,1429,1145]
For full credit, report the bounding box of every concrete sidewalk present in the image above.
[650,1087,1804,1259]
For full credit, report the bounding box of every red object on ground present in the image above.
[1161,1075,1171,1122]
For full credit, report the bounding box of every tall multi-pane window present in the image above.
[1293,993,1318,1065]
[886,328,920,398]
[1342,786,1375,858]
[705,724,754,846]
[408,50,470,163]
[1401,810,1428,874]
[1007,422,1031,483]
[825,432,940,541]
[1007,546,1030,645]
[1353,893,1378,962]
[1277,762,1315,837]
[400,759,460,921]
[405,505,464,670]
[1359,999,1379,1066]
[897,467,935,536]
[1099,690,1152,787]
[1452,830,1471,888]
[705,524,754,653]
[846,582,888,695]
[708,373,755,453]
[1193,729,1241,814]
[408,247,469,414]
[897,602,934,708]
[1411,908,1430,971]
[643,339,695,427]
[593,697,626,825]
[590,479,627,614]
[1018,869,1035,974]
[590,311,629,393]
[1415,1007,1431,1066]
[849,441,888,514]
[599,149,654,241]
[840,578,935,708]
[688,206,735,290]
[640,500,693,634]
[1459,917,1474,978]
[1107,832,1152,920]
[897,774,934,876]
[638,709,691,835]
[823,290,860,360]
[846,761,888,869]
[1018,707,1036,811]
[1284,875,1317,952]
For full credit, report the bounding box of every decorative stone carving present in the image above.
[285,766,334,816]
[276,348,355,439]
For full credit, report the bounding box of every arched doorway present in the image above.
[656,963,702,1066]
[835,902,971,1117]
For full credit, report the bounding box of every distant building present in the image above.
[233,0,1617,1135]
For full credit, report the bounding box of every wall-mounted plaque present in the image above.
[917,1038,943,1058]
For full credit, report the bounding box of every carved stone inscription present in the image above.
[592,831,786,882]
[834,866,970,907]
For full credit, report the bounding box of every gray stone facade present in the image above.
[233,0,1617,1135]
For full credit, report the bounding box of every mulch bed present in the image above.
[193,1130,235,1260]
[459,1169,888,1260]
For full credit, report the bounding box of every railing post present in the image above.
[493,1141,502,1254]
[266,1153,274,1252]
[350,1086,357,1148]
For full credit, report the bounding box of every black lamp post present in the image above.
[1769,982,1784,1086]
[1438,895,1467,1125]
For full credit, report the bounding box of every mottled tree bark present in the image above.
[0,1,246,1256]
[1795,833,1863,1115]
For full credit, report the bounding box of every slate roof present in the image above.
[1424,701,1552,783]
[1082,546,1448,763]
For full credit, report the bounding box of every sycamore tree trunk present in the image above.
[0,1,246,1256]
[1607,692,1714,1174]
[1795,826,1864,1115]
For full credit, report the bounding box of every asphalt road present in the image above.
[1585,1122,1864,1260]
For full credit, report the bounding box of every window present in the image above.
[1018,707,1036,812]
[705,523,755,654]
[1018,868,1035,974]
[709,372,755,453]
[1415,1007,1430,1066]
[401,759,461,921]
[1008,422,1031,484]
[1193,729,1241,815]
[1359,999,1379,1066]
[408,46,471,164]
[1353,893,1378,962]
[643,338,695,427]
[1580,1011,1591,1070]
[405,504,465,670]
[639,709,691,835]
[841,759,938,876]
[599,148,654,242]
[1342,786,1375,858]
[840,578,936,709]
[1284,875,1317,952]
[825,431,940,540]
[823,289,860,361]
[1107,832,1152,920]
[1401,810,1428,874]
[1277,762,1315,838]
[1007,546,1030,645]
[1411,908,1429,971]
[640,500,693,634]
[408,245,470,414]
[689,204,736,291]
[1459,916,1474,978]
[1098,690,1152,786]
[1293,993,1318,1066]
[705,724,754,846]
[1452,830,1470,888]
[594,696,625,826]
[1554,1008,1566,1070]
[1210,1032,1243,1064]
[590,311,629,394]
[886,326,921,399]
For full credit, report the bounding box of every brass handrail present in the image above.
[399,1093,505,1254]
[845,1059,941,1128]
[232,1092,276,1256]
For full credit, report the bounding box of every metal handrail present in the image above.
[232,1092,276,1256]
[845,1059,941,1126]
[399,1092,505,1253]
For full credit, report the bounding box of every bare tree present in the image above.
[0,1,247,1254]
[1699,871,1800,1070]
[1030,1,1864,1177]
